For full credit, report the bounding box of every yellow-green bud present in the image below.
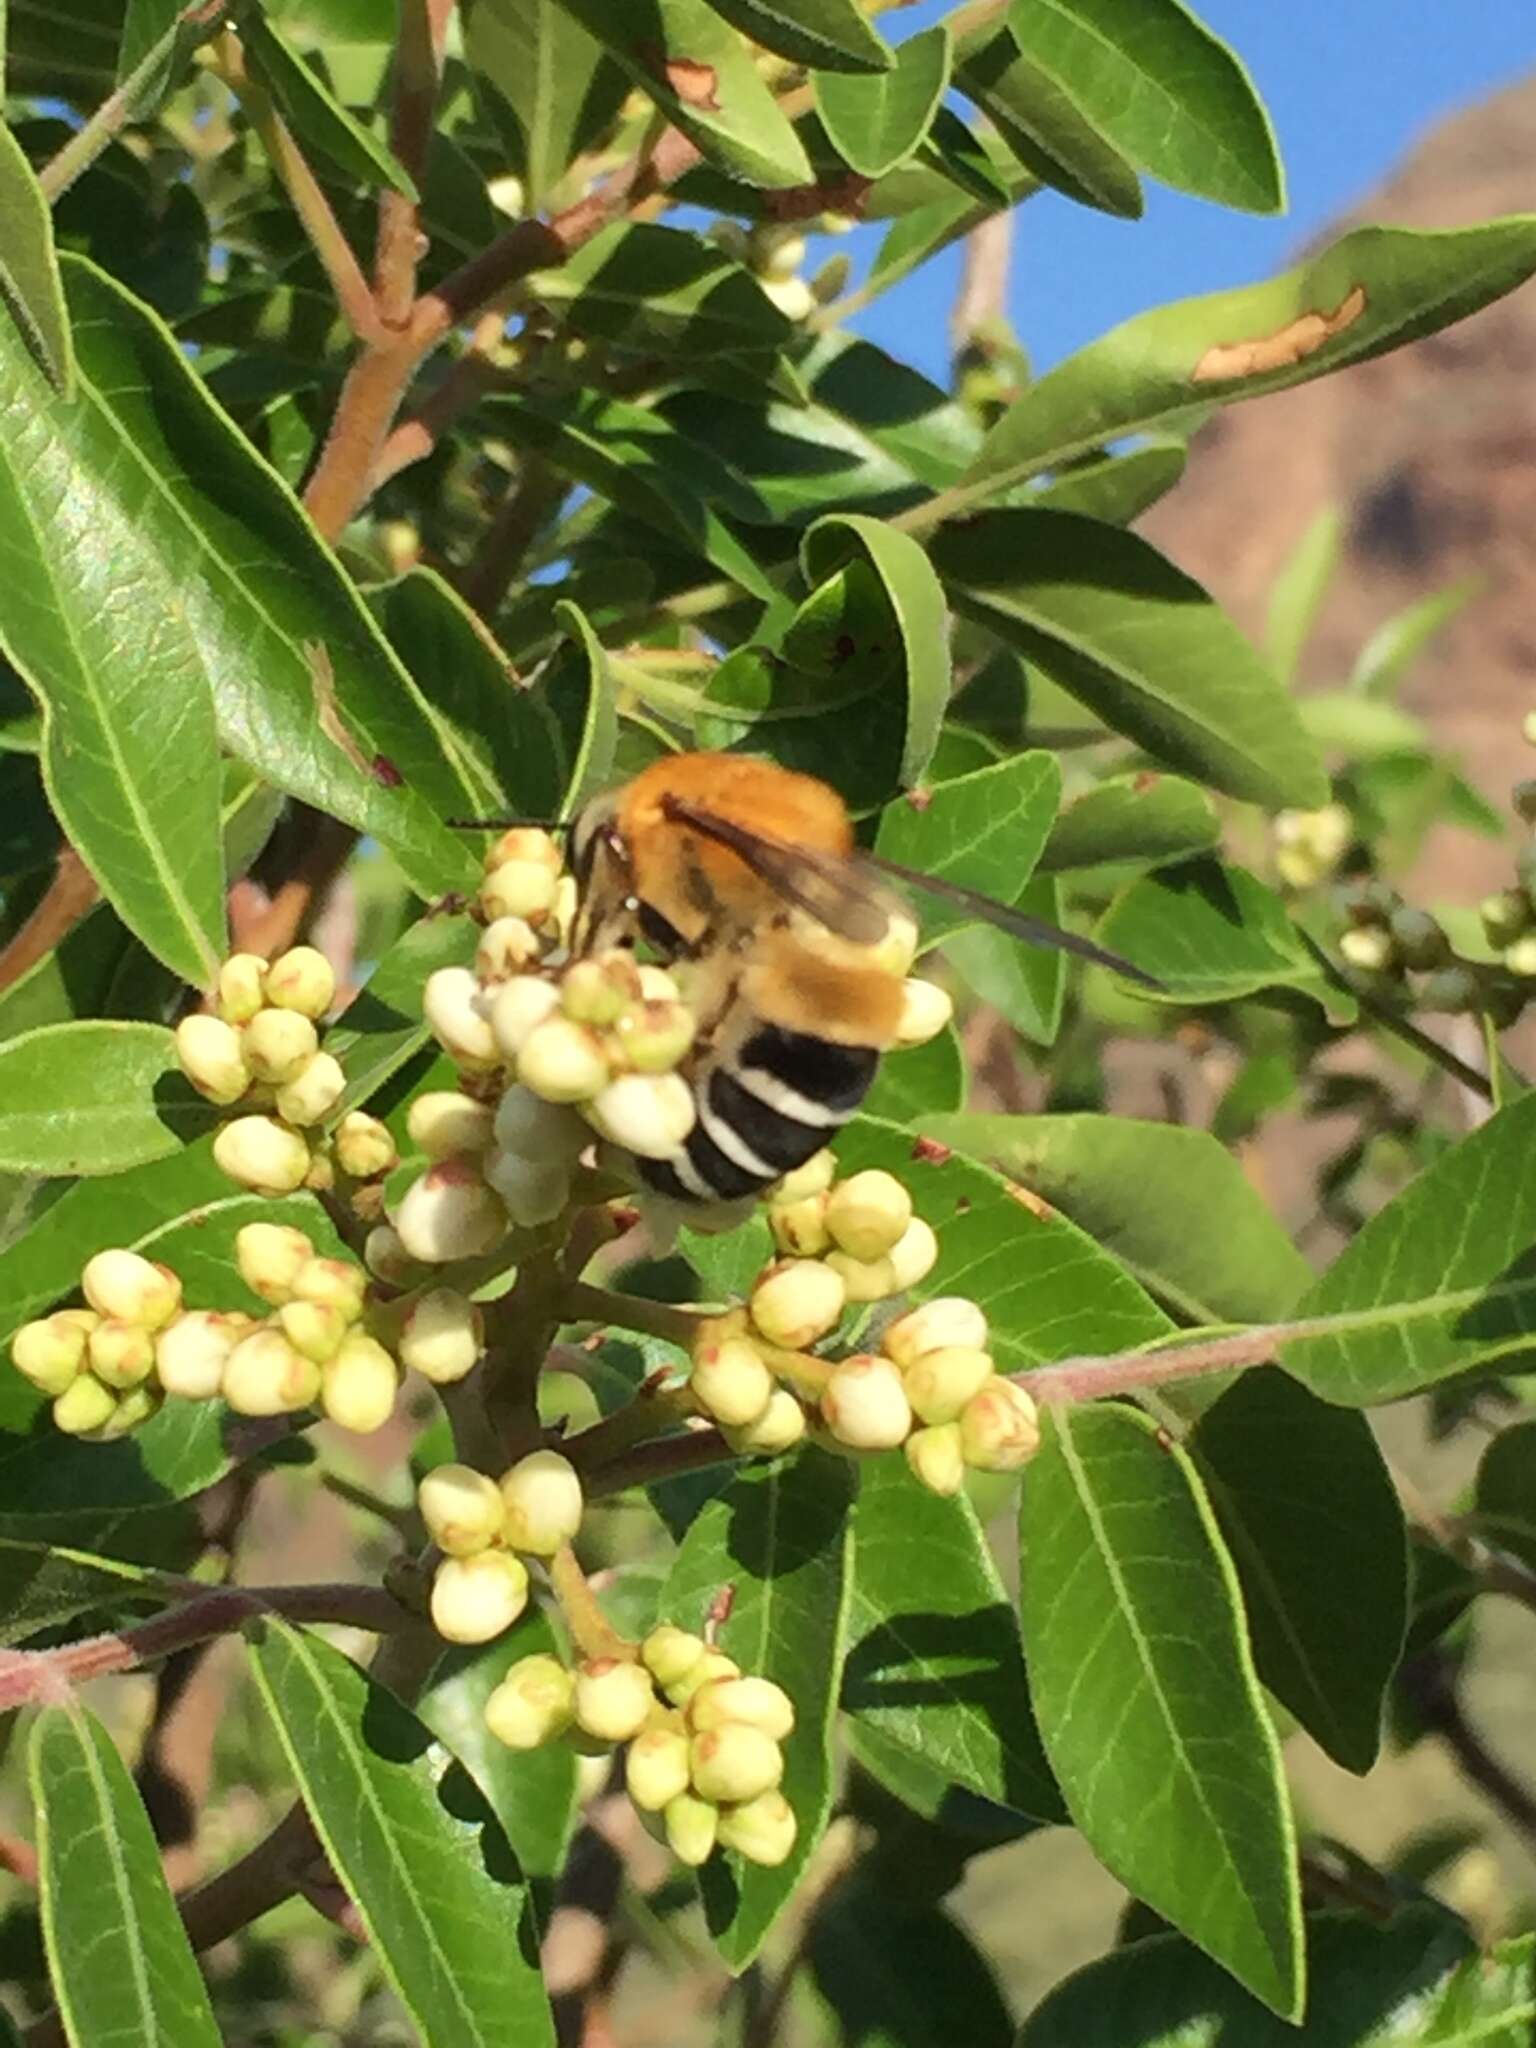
[958,1379,1041,1472]
[235,1222,314,1305]
[826,1171,913,1261]
[690,1335,774,1429]
[748,1260,846,1350]
[53,1373,119,1436]
[484,1654,575,1749]
[1506,936,1536,979]
[663,1791,719,1867]
[393,1158,508,1263]
[750,222,805,280]
[277,1298,347,1364]
[687,1676,794,1742]
[485,826,563,876]
[1340,926,1395,974]
[689,1723,783,1804]
[333,1111,398,1179]
[573,1658,656,1743]
[492,1084,589,1163]
[11,1314,89,1395]
[81,1249,181,1330]
[364,1225,421,1286]
[476,916,542,983]
[722,1388,808,1457]
[905,1422,966,1496]
[216,952,268,1025]
[821,1355,913,1450]
[666,1649,741,1709]
[423,966,500,1071]
[824,1248,898,1304]
[883,1297,988,1367]
[584,1072,695,1158]
[408,1091,496,1161]
[288,1257,366,1322]
[904,1345,995,1426]
[321,1332,398,1434]
[895,979,953,1048]
[636,964,680,1002]
[770,1151,837,1206]
[610,999,696,1074]
[887,1217,938,1292]
[516,1016,611,1103]
[641,1625,707,1694]
[398,1288,483,1384]
[274,1051,346,1127]
[626,1728,693,1812]
[175,1013,252,1105]
[768,1193,830,1258]
[486,975,562,1060]
[154,1311,241,1400]
[716,1789,797,1868]
[243,1007,320,1086]
[264,945,336,1019]
[430,1551,530,1644]
[560,953,638,1026]
[482,1147,572,1228]
[222,1328,322,1415]
[499,1448,584,1556]
[86,1318,157,1389]
[214,1116,311,1195]
[480,859,559,925]
[418,1462,506,1555]
[94,1383,161,1440]
[761,274,814,322]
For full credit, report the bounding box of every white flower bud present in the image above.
[610,1000,696,1074]
[274,1051,346,1127]
[264,945,336,1019]
[688,1676,794,1742]
[290,1257,367,1322]
[87,1319,157,1389]
[821,1355,912,1450]
[333,1111,398,1179]
[552,873,579,947]
[430,1551,530,1644]
[666,1650,740,1710]
[398,1288,483,1383]
[243,1007,320,1086]
[516,1017,610,1103]
[214,1116,311,1195]
[499,1449,584,1556]
[750,222,805,280]
[716,1789,798,1868]
[722,1388,808,1457]
[887,1216,938,1292]
[583,1072,696,1158]
[235,1222,314,1304]
[689,1723,783,1804]
[222,1328,322,1415]
[895,978,953,1047]
[419,1462,506,1555]
[408,1091,495,1160]
[81,1249,181,1330]
[560,953,639,1026]
[216,953,268,1025]
[825,1171,912,1261]
[748,1260,845,1350]
[484,826,563,876]
[871,911,920,978]
[770,1151,837,1205]
[768,1193,830,1258]
[492,1084,589,1163]
[11,1315,90,1395]
[636,965,680,1001]
[482,1146,571,1227]
[574,1657,656,1743]
[484,1654,576,1749]
[905,1422,966,1496]
[823,1248,898,1303]
[959,1380,1041,1473]
[626,1728,693,1812]
[277,1298,347,1364]
[364,1225,421,1286]
[154,1311,241,1400]
[760,274,814,322]
[882,1297,988,1368]
[690,1335,774,1429]
[663,1791,719,1867]
[642,1626,707,1693]
[393,1158,508,1263]
[175,1013,252,1105]
[1340,925,1394,974]
[486,976,562,1061]
[320,1332,398,1434]
[905,1345,995,1427]
[93,1382,161,1439]
[476,916,542,983]
[480,859,558,925]
[53,1374,119,1436]
[423,966,500,1070]
[1506,936,1536,979]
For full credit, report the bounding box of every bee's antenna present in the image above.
[445,816,571,832]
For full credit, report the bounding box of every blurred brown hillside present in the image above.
[1143,69,1536,902]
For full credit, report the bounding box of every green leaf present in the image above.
[928,510,1327,809]
[661,1449,854,1969]
[29,1703,222,2046]
[874,751,1059,948]
[1192,1370,1407,1775]
[956,22,1143,219]
[706,0,891,73]
[549,599,617,812]
[1096,858,1349,1016]
[0,257,478,904]
[1019,1908,1535,2047]
[1300,692,1425,757]
[1351,576,1482,698]
[806,1881,1013,2048]
[246,1617,555,2048]
[928,1114,1312,1324]
[239,6,419,196]
[1283,1092,1536,1405]
[816,25,949,179]
[802,513,951,785]
[1005,0,1283,214]
[846,1458,1062,1820]
[529,221,792,356]
[0,119,72,394]
[1021,1402,1302,2017]
[961,219,1536,504]
[464,0,624,208]
[861,1023,964,1125]
[0,1516,196,1645]
[0,1021,216,1175]
[1040,772,1220,874]
[327,912,480,1114]
[1264,507,1342,688]
[555,0,813,189]
[1029,439,1187,525]
[1475,1419,1536,1572]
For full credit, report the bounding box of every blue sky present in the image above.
[852,2,1536,385]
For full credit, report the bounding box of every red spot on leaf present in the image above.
[638,43,719,108]
[372,754,403,787]
[911,1135,951,1165]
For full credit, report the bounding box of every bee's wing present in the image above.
[657,794,893,944]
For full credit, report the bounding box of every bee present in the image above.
[539,752,1158,1206]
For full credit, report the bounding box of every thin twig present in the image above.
[563,1284,708,1350]
[1398,1653,1536,1857]
[368,315,510,493]
[1014,1323,1302,1406]
[374,0,452,329]
[462,458,566,619]
[0,848,99,997]
[548,1543,636,1662]
[584,1426,735,1502]
[1295,930,1496,1101]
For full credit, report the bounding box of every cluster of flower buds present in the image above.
[417,1450,584,1644]
[7,1228,398,1438]
[1273,804,1353,892]
[176,948,398,1198]
[484,1621,798,1870]
[707,218,851,325]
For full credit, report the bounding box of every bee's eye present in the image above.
[637,901,688,958]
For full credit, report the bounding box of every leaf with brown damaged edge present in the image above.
[1193,285,1366,382]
